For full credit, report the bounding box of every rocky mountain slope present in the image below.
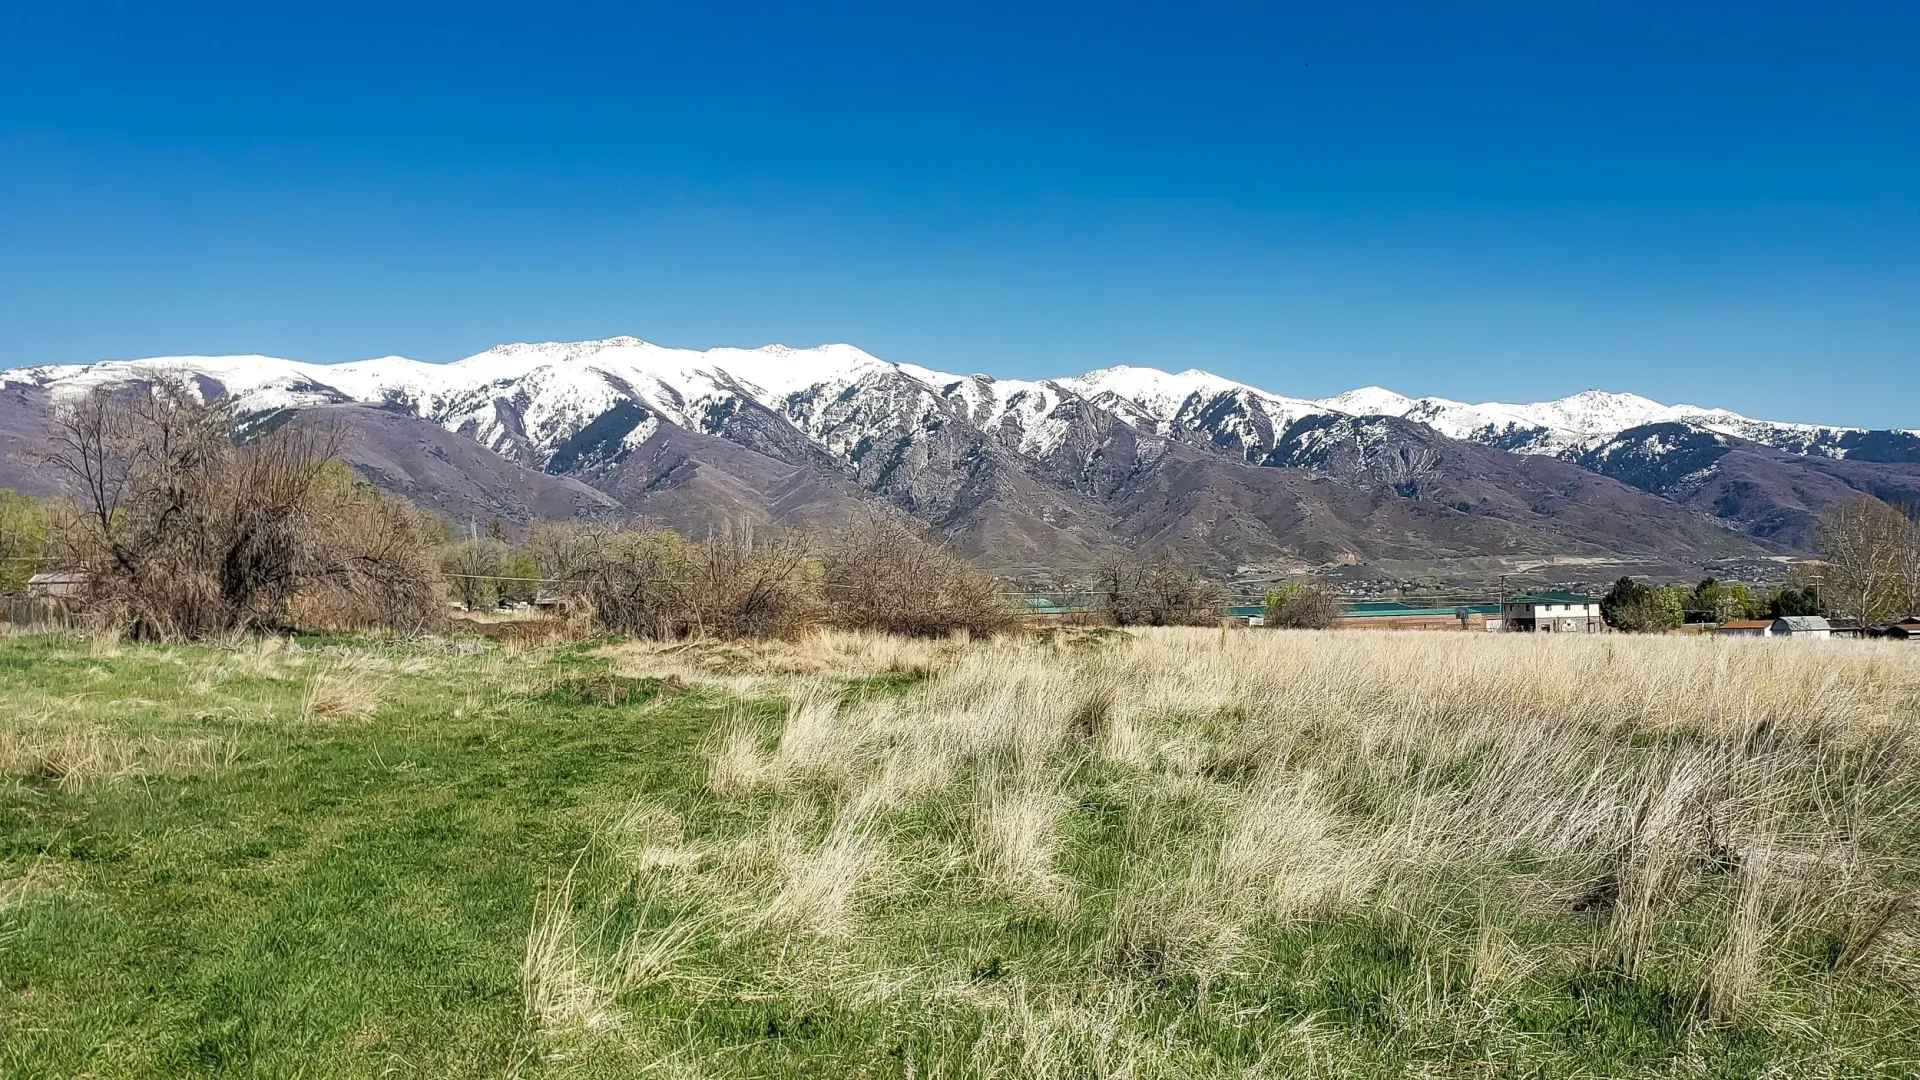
[5,338,1914,580]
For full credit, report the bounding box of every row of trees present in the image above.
[1598,576,1820,633]
[17,382,1022,642]
[1600,494,1917,632]
[518,513,1016,639]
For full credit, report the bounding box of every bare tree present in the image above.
[1816,495,1916,626]
[1094,555,1225,627]
[40,381,435,637]
[443,538,507,610]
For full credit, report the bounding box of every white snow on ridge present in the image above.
[3,340,1909,469]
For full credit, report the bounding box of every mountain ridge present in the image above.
[5,338,1915,583]
[10,337,1906,464]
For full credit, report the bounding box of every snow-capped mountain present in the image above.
[7,337,1903,468]
[1062,367,1912,461]
[4,337,1915,573]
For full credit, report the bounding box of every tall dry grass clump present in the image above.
[662,629,1920,1029]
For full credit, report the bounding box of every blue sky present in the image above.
[2,1,1916,427]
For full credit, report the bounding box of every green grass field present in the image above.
[4,629,1920,1078]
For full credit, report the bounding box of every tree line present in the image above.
[1600,494,1919,632]
[1,380,1250,641]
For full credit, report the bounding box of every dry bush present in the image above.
[537,521,822,640]
[1094,556,1225,627]
[40,382,442,638]
[682,523,823,640]
[1261,580,1342,628]
[821,511,1015,638]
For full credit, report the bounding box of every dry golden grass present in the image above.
[0,719,237,793]
[631,628,1920,1033]
[299,663,387,723]
[522,873,617,1033]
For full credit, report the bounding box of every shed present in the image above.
[1873,618,1920,640]
[1716,619,1773,637]
[1770,615,1832,639]
[26,571,87,599]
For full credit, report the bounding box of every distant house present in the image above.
[1717,619,1773,637]
[1501,592,1603,633]
[25,571,87,600]
[1770,615,1832,639]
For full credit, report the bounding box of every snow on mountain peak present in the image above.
[2,338,1902,474]
[1316,386,1417,416]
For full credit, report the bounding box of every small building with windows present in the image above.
[1717,619,1774,637]
[1770,615,1832,639]
[1500,592,1603,633]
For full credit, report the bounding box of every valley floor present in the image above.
[4,628,1920,1078]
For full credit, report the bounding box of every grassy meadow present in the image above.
[5,626,1920,1077]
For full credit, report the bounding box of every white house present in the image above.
[1500,592,1603,633]
[1717,619,1773,637]
[1770,615,1832,639]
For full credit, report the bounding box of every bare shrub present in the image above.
[537,521,822,640]
[40,382,442,638]
[821,511,1015,638]
[1094,555,1224,627]
[285,476,445,632]
[682,523,823,640]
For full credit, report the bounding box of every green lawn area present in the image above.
[4,631,1919,1078]
[0,635,720,1077]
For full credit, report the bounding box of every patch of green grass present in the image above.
[4,632,1920,1078]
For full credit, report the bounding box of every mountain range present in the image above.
[5,337,1917,586]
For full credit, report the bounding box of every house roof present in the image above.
[27,571,86,585]
[1773,615,1832,631]
[1719,620,1772,629]
[1507,591,1593,605]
